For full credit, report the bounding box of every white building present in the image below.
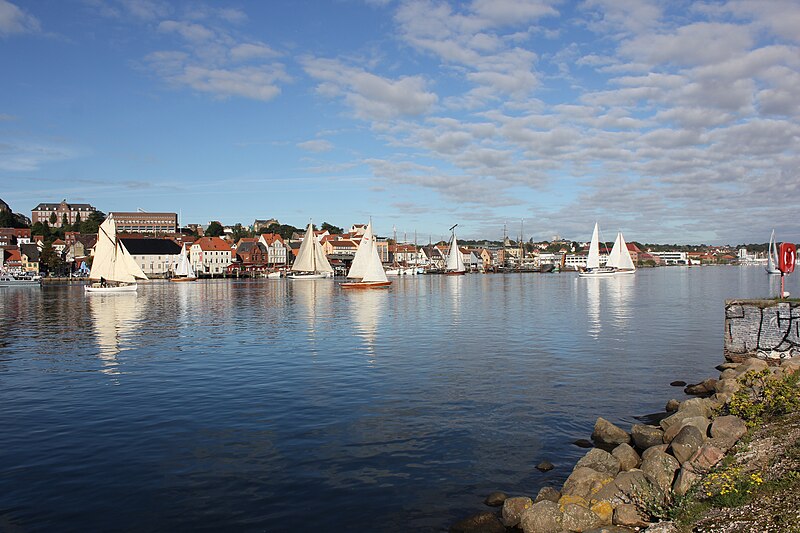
[650,251,688,265]
[258,233,288,265]
[190,237,233,275]
[120,238,182,276]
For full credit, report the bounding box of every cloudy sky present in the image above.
[1,0,799,243]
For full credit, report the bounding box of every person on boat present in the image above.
[100,276,106,287]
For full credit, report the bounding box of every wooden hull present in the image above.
[288,273,330,280]
[341,281,392,289]
[85,283,138,293]
[170,277,197,282]
[445,271,466,276]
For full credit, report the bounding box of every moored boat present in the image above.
[170,243,197,282]
[288,222,334,280]
[444,224,466,275]
[0,273,42,287]
[578,222,616,278]
[341,221,391,289]
[85,215,148,292]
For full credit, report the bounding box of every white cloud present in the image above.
[158,20,215,42]
[298,140,334,153]
[0,141,76,171]
[0,0,40,37]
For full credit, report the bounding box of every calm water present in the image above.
[0,267,793,531]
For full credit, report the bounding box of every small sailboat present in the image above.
[288,222,334,280]
[445,224,466,275]
[85,215,148,292]
[766,229,780,275]
[342,222,391,289]
[606,231,636,275]
[578,222,616,278]
[170,243,197,282]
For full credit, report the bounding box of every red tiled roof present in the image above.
[193,237,232,252]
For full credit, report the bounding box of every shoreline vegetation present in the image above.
[450,357,800,533]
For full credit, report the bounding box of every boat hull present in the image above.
[578,268,617,278]
[169,277,197,282]
[267,272,282,279]
[614,269,636,275]
[766,267,781,275]
[85,283,138,292]
[341,281,392,289]
[288,273,330,280]
[445,271,466,276]
[0,278,41,287]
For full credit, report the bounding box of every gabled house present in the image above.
[19,243,40,273]
[258,233,288,265]
[234,240,269,271]
[190,237,233,276]
[120,238,182,276]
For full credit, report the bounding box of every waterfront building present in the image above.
[190,237,232,275]
[233,239,269,271]
[19,243,40,273]
[258,233,288,266]
[649,251,688,265]
[120,238,182,276]
[110,211,178,234]
[0,228,31,247]
[31,200,96,226]
[389,243,418,265]
[3,247,22,272]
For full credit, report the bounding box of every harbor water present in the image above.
[0,267,792,531]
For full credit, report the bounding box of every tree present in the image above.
[205,221,224,237]
[61,213,68,227]
[79,210,106,235]
[39,241,63,274]
[74,212,81,227]
[231,223,251,241]
[267,223,300,241]
[321,222,343,235]
[49,212,57,225]
[0,210,28,228]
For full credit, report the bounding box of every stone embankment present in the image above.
[450,356,800,533]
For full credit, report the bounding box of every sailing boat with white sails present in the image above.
[170,243,197,282]
[85,215,148,292]
[445,224,466,275]
[288,222,334,280]
[606,231,636,275]
[766,229,780,275]
[578,222,616,278]
[342,222,391,289]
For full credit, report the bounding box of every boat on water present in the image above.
[606,231,636,275]
[266,270,283,279]
[342,221,391,289]
[578,222,616,278]
[170,243,197,282]
[766,229,781,275]
[0,272,42,287]
[85,215,148,293]
[444,225,466,275]
[288,222,334,280]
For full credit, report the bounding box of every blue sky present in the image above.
[1,0,799,244]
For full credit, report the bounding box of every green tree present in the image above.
[79,210,106,235]
[61,213,68,227]
[266,223,300,241]
[74,212,81,228]
[205,221,224,237]
[231,223,251,241]
[321,222,343,234]
[49,212,57,225]
[39,241,63,273]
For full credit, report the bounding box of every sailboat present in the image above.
[342,222,391,289]
[578,222,616,278]
[445,224,466,275]
[606,231,636,275]
[170,243,197,282]
[85,215,148,292]
[766,229,780,275]
[288,222,334,280]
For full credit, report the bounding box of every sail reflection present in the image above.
[346,288,388,360]
[585,277,601,339]
[289,280,334,356]
[607,274,634,330]
[89,293,142,376]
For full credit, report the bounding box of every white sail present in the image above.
[767,230,779,273]
[175,243,195,277]
[607,232,635,271]
[360,237,389,283]
[88,216,148,283]
[586,222,601,269]
[347,221,373,279]
[445,231,465,272]
[292,223,334,274]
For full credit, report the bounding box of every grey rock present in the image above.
[684,444,725,474]
[484,491,507,507]
[592,417,631,449]
[534,486,561,504]
[576,448,621,477]
[716,362,739,370]
[718,368,738,380]
[536,460,554,472]
[519,500,562,533]
[669,425,705,464]
[684,378,717,396]
[562,503,604,532]
[640,451,680,495]
[710,415,747,443]
[677,398,713,418]
[562,467,614,499]
[665,399,680,413]
[631,424,665,450]
[613,503,650,528]
[641,444,669,460]
[663,416,710,443]
[714,378,739,395]
[449,512,506,533]
[612,443,640,472]
[669,380,686,387]
[672,467,700,497]
[734,358,768,377]
[502,496,533,527]
[614,469,666,508]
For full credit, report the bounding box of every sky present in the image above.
[1,0,799,244]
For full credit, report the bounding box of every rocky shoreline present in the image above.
[450,356,800,533]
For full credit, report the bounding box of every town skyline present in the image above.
[2,0,799,244]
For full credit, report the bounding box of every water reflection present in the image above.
[607,274,634,329]
[584,277,601,338]
[289,280,334,355]
[346,289,388,361]
[88,293,142,376]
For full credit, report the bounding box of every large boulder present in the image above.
[614,469,666,508]
[678,398,714,418]
[684,444,725,474]
[576,448,621,477]
[449,512,506,533]
[592,417,631,449]
[613,503,650,528]
[631,424,665,450]
[502,496,533,528]
[562,503,605,532]
[519,500,562,533]
[562,467,614,499]
[734,358,768,377]
[534,486,561,504]
[669,425,705,465]
[710,415,747,443]
[714,379,739,395]
[641,444,669,460]
[672,467,700,496]
[612,443,640,472]
[665,399,680,413]
[640,451,680,495]
[663,416,710,443]
[484,491,507,507]
[684,378,717,396]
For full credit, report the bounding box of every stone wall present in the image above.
[725,299,800,362]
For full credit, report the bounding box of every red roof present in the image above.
[260,233,285,245]
[193,237,231,252]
